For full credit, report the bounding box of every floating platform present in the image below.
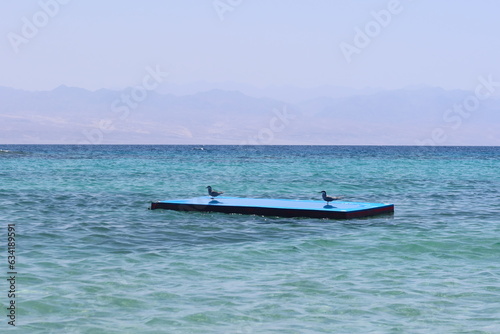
[150,196,394,219]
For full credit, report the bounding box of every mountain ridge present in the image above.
[0,85,498,145]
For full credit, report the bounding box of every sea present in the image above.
[1,145,499,333]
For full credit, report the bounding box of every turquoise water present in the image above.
[1,145,500,333]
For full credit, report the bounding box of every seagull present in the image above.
[206,186,224,199]
[319,191,340,204]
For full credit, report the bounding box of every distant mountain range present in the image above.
[1,85,499,145]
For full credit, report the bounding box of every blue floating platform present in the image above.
[150,196,394,219]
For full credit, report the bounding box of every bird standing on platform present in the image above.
[206,186,224,199]
[319,191,340,204]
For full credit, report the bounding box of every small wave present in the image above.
[0,149,26,155]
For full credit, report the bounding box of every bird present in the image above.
[319,190,340,204]
[206,186,224,199]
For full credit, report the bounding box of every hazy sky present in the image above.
[1,0,499,91]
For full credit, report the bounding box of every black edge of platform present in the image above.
[150,201,394,219]
[344,205,394,219]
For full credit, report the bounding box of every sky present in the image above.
[1,0,500,92]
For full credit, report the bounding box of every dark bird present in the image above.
[319,191,340,204]
[206,186,224,199]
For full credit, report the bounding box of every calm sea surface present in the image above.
[1,145,499,333]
